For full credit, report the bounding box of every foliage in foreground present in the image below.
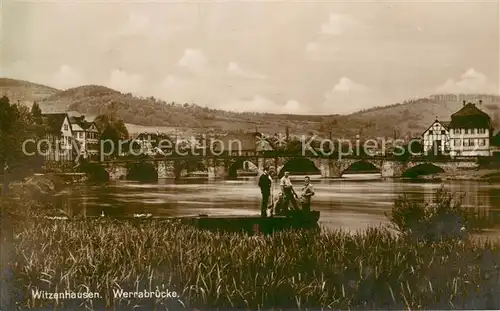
[3,217,500,310]
[387,187,490,242]
[1,96,44,195]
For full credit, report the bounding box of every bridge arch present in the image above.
[227,159,259,178]
[340,160,382,177]
[402,163,444,178]
[278,157,321,178]
[78,162,111,182]
[126,162,158,181]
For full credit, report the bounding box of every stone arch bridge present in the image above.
[98,155,478,180]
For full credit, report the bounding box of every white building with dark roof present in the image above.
[41,113,74,162]
[449,101,493,157]
[422,120,451,156]
[69,116,100,161]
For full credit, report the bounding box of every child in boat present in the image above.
[299,176,314,211]
[272,192,286,216]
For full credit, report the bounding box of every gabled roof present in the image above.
[421,119,451,136]
[255,132,275,151]
[42,113,69,136]
[450,103,492,129]
[69,116,98,131]
[451,103,490,118]
[211,133,272,153]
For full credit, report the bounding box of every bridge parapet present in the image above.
[94,154,481,180]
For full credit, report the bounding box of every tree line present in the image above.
[0,96,130,195]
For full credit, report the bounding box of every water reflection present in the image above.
[55,175,500,232]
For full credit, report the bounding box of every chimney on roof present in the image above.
[463,100,466,106]
[479,99,483,106]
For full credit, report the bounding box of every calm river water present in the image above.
[56,174,500,232]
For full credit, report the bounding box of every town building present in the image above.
[41,113,74,162]
[69,116,100,161]
[449,101,492,157]
[211,132,274,156]
[131,132,175,156]
[422,120,451,156]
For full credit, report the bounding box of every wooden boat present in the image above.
[44,209,320,234]
[180,210,320,234]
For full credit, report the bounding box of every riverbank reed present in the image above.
[4,216,500,310]
[388,186,499,242]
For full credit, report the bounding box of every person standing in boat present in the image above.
[280,171,299,212]
[299,176,314,212]
[258,167,272,217]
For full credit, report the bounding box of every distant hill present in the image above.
[334,95,500,138]
[0,78,60,106]
[40,85,121,111]
[37,84,327,134]
[1,78,499,138]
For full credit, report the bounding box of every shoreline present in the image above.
[405,168,500,182]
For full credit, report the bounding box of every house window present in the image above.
[441,130,446,135]
[64,124,68,131]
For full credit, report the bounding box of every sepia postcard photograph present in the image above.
[1,0,500,310]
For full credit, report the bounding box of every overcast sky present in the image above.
[2,0,499,114]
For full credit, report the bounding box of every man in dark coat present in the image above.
[258,167,272,217]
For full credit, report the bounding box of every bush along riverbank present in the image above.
[404,168,500,182]
[2,188,500,310]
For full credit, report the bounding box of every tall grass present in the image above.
[4,217,500,310]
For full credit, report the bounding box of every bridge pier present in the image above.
[207,158,226,179]
[380,161,399,178]
[313,158,332,178]
[157,160,177,179]
[207,166,226,179]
